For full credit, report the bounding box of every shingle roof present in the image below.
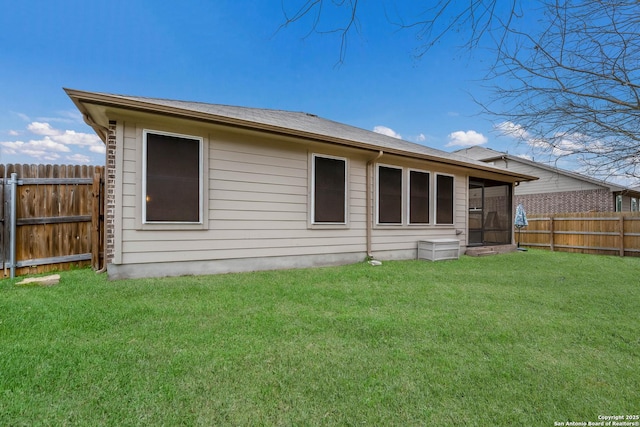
[65,89,538,182]
[96,92,491,165]
[455,145,639,194]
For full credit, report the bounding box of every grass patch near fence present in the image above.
[1,250,638,425]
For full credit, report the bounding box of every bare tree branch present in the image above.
[486,1,640,180]
[280,0,640,181]
[279,0,360,65]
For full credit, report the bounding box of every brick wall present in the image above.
[106,121,117,264]
[515,189,613,214]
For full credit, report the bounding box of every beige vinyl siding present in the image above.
[209,139,308,225]
[120,128,139,228]
[113,116,479,270]
[123,236,365,253]
[117,120,369,265]
[493,159,604,195]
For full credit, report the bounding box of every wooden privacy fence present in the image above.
[1,164,104,278]
[516,212,640,257]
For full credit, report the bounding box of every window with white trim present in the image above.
[143,130,203,223]
[436,174,454,224]
[409,170,430,224]
[312,154,347,224]
[378,165,403,224]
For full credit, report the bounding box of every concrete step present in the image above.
[465,244,517,257]
[478,250,497,257]
[466,248,498,257]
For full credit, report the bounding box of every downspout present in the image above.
[366,151,384,258]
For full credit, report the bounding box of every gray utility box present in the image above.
[418,239,460,261]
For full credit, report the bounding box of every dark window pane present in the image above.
[436,174,454,224]
[378,166,402,224]
[314,156,346,223]
[410,171,430,224]
[146,133,200,222]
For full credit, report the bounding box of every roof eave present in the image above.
[495,153,635,191]
[65,88,109,142]
[65,88,538,182]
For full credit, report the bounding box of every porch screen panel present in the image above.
[483,183,512,244]
[409,170,430,224]
[314,156,346,223]
[146,133,200,222]
[436,174,454,224]
[378,166,402,224]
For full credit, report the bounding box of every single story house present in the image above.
[456,146,640,214]
[66,89,537,279]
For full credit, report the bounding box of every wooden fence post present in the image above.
[619,215,625,257]
[549,216,555,252]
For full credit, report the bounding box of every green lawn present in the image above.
[1,250,638,426]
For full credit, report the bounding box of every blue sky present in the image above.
[1,1,548,167]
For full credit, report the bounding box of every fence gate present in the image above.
[0,164,104,278]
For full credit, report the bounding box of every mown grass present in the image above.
[1,250,638,426]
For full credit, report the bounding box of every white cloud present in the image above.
[496,121,580,156]
[57,130,102,146]
[29,137,71,152]
[373,125,402,139]
[10,143,62,161]
[1,121,104,163]
[416,133,426,142]
[8,130,19,136]
[495,122,634,182]
[550,132,615,157]
[495,121,531,140]
[1,137,70,159]
[499,122,606,159]
[90,144,107,154]
[446,130,488,147]
[28,122,63,136]
[549,136,583,157]
[67,153,91,163]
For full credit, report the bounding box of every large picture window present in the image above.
[312,154,347,224]
[436,174,454,224]
[143,130,202,223]
[409,170,430,224]
[378,165,403,224]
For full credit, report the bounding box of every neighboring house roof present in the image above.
[65,88,537,183]
[456,146,640,196]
